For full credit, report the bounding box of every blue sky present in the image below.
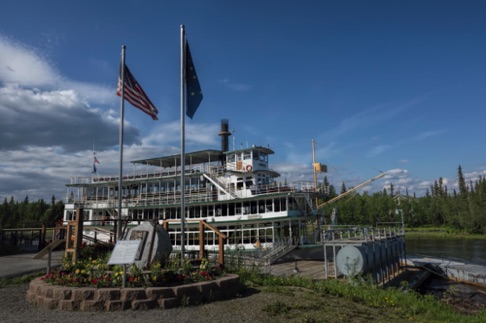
[0,0,485,201]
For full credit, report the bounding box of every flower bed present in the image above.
[26,274,242,311]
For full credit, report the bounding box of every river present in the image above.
[405,235,486,266]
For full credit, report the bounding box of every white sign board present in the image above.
[108,240,141,265]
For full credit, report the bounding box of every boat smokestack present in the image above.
[218,119,231,152]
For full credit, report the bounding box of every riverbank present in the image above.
[405,227,486,239]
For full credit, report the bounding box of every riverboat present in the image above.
[63,120,321,252]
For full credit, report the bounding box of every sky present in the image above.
[0,0,486,202]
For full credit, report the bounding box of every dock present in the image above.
[407,255,486,287]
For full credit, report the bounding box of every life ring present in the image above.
[246,165,253,172]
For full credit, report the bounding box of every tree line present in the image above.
[0,196,64,230]
[319,165,486,234]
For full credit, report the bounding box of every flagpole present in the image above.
[180,25,186,264]
[117,45,126,242]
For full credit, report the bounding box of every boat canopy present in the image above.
[131,149,223,168]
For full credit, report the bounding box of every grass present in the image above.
[405,227,486,239]
[0,271,44,288]
[236,268,486,323]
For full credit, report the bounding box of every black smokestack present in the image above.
[218,119,231,152]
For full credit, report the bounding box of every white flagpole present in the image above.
[117,45,126,242]
[180,25,186,264]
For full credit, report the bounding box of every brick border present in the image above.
[26,274,241,311]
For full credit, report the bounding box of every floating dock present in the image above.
[407,255,486,287]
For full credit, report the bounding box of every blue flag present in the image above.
[185,42,203,119]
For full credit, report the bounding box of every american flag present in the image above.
[116,64,158,120]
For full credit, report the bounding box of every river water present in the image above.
[405,236,486,266]
[405,236,486,310]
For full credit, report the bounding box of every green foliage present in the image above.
[0,196,64,230]
[237,267,486,322]
[318,165,486,234]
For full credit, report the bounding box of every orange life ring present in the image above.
[246,165,253,172]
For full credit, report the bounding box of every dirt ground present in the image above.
[1,282,415,323]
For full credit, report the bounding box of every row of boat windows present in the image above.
[83,177,266,197]
[64,197,298,222]
[167,224,283,246]
[139,197,296,219]
[226,150,268,163]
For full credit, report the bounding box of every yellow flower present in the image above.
[75,269,80,275]
[81,270,86,274]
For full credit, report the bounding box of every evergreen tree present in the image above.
[458,165,468,195]
[340,182,347,194]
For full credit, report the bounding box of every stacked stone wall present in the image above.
[26,274,241,311]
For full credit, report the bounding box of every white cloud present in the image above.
[0,35,148,200]
[0,35,59,86]
[413,130,446,141]
[219,78,252,92]
[367,144,392,157]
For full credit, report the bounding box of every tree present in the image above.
[340,182,347,194]
[458,165,468,196]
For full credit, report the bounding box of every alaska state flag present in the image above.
[185,42,203,119]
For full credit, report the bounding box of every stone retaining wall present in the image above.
[26,274,241,311]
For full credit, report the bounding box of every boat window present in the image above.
[243,152,251,160]
[253,151,260,160]
[259,202,265,213]
[243,201,250,214]
[265,199,272,212]
[250,201,257,214]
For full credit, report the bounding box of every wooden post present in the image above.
[218,235,224,267]
[199,221,205,260]
[64,208,83,263]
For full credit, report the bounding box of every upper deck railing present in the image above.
[65,181,302,207]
